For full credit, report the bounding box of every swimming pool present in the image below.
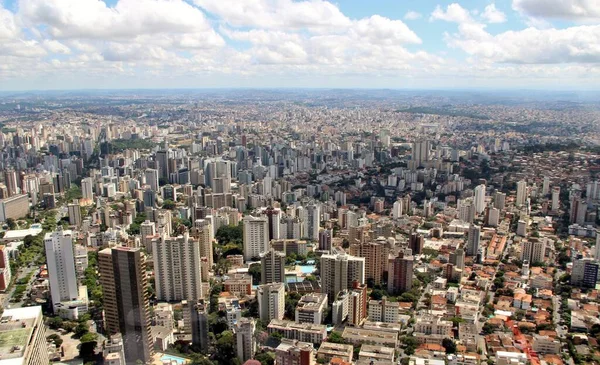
[297,265,315,274]
[160,354,188,364]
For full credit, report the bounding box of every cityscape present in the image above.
[0,1,600,365]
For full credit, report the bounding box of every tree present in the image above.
[482,322,495,335]
[370,289,385,300]
[215,330,237,364]
[249,263,262,285]
[327,331,347,344]
[47,333,63,347]
[401,336,417,355]
[285,292,302,319]
[6,218,17,230]
[215,258,232,276]
[75,322,89,338]
[442,338,457,354]
[47,316,64,330]
[80,332,98,343]
[255,351,275,365]
[162,199,176,210]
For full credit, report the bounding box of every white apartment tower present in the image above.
[45,229,79,312]
[153,232,203,302]
[257,283,285,322]
[320,253,365,303]
[243,215,269,260]
[474,184,486,214]
[81,177,94,201]
[516,180,528,207]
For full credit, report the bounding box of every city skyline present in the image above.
[1,0,599,90]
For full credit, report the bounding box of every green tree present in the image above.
[162,199,176,210]
[442,338,457,354]
[80,332,98,343]
[327,331,347,344]
[255,351,275,365]
[249,263,262,285]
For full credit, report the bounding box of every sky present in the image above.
[0,0,599,90]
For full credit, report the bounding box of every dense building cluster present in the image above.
[0,90,598,365]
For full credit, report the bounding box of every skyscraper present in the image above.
[192,219,214,270]
[466,224,481,256]
[551,187,560,212]
[45,229,78,312]
[182,300,209,353]
[257,283,285,322]
[99,247,153,364]
[516,180,527,207]
[234,318,256,362]
[521,238,547,264]
[4,169,18,196]
[474,184,486,214]
[387,250,414,294]
[318,229,332,251]
[542,176,550,196]
[349,241,388,286]
[81,177,94,201]
[68,201,82,226]
[411,140,430,168]
[153,232,203,302]
[320,253,365,303]
[392,199,403,219]
[303,204,321,241]
[243,215,269,260]
[260,248,286,284]
[145,168,159,192]
[409,232,424,255]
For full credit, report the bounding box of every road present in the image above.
[1,263,39,309]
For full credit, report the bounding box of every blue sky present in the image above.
[0,0,599,90]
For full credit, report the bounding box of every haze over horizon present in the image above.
[1,0,599,90]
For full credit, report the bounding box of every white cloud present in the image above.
[481,4,506,23]
[404,11,422,20]
[447,24,600,64]
[42,40,70,54]
[194,0,352,31]
[0,4,19,40]
[19,0,225,48]
[430,3,473,23]
[513,0,600,21]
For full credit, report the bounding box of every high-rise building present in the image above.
[449,247,465,271]
[350,241,388,286]
[263,206,282,241]
[144,168,159,192]
[387,250,414,294]
[45,229,78,312]
[192,219,214,270]
[155,150,170,180]
[81,177,94,201]
[318,229,332,251]
[4,170,18,196]
[0,306,50,365]
[257,283,285,322]
[182,300,209,353]
[474,184,486,214]
[542,176,550,196]
[409,232,424,255]
[320,253,365,303]
[303,204,321,241]
[140,220,156,251]
[466,224,481,256]
[571,257,599,288]
[411,141,430,168]
[261,248,286,284]
[153,232,203,302]
[68,201,82,226]
[392,199,403,219]
[234,318,256,362]
[551,187,560,212]
[243,215,269,260]
[494,192,506,210]
[521,239,547,264]
[594,232,600,262]
[516,180,528,207]
[0,245,11,291]
[99,247,153,363]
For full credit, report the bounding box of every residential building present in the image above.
[223,274,253,297]
[98,247,153,364]
[0,306,49,365]
[295,293,328,324]
[268,319,327,345]
[413,314,453,345]
[45,229,79,313]
[358,344,395,363]
[153,232,203,302]
[182,300,209,353]
[261,248,286,284]
[387,250,413,294]
[275,339,315,365]
[0,194,29,222]
[68,201,82,226]
[234,318,256,362]
[257,283,285,322]
[341,327,398,347]
[466,224,480,256]
[316,342,353,363]
[368,297,400,323]
[243,215,269,260]
[320,253,365,303]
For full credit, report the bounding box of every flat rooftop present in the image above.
[0,307,42,363]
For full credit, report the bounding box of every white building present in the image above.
[153,232,203,302]
[257,283,285,322]
[474,184,486,214]
[45,229,79,313]
[516,181,527,207]
[242,215,269,260]
[320,253,365,303]
[234,318,256,362]
[296,293,328,324]
[368,297,400,323]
